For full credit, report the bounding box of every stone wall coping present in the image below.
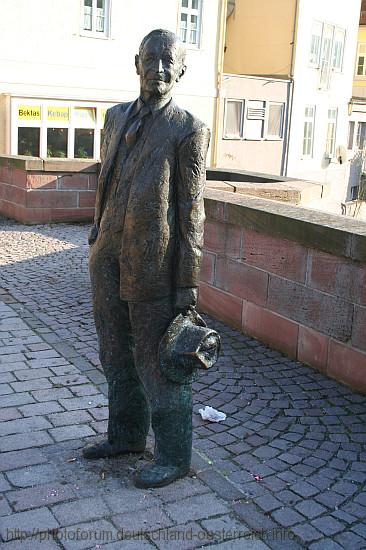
[204,189,366,263]
[0,155,99,173]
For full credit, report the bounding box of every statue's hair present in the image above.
[139,29,186,63]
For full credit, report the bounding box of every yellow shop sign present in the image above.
[18,105,41,120]
[47,106,70,121]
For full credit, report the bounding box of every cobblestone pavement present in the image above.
[0,220,366,550]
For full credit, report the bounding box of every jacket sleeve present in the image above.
[92,107,114,231]
[176,126,210,289]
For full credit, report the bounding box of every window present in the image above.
[224,100,243,139]
[75,129,94,158]
[347,121,355,150]
[333,28,345,71]
[351,186,359,200]
[245,100,265,140]
[266,103,284,139]
[356,122,366,149]
[179,0,202,48]
[303,105,315,157]
[18,128,40,157]
[357,44,366,76]
[223,99,285,141]
[325,108,337,158]
[82,0,110,36]
[309,21,323,66]
[309,21,346,85]
[47,128,68,158]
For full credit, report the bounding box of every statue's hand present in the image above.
[88,225,99,246]
[175,287,198,315]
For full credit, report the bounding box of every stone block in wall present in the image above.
[11,168,27,188]
[267,276,353,342]
[58,175,89,190]
[242,229,308,283]
[198,282,242,330]
[79,191,96,208]
[201,251,216,284]
[297,325,329,373]
[242,300,298,358]
[27,174,57,189]
[204,221,241,258]
[328,340,366,393]
[0,182,26,204]
[352,305,366,353]
[215,256,268,306]
[308,250,366,306]
[26,190,78,209]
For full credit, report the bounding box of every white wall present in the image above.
[286,0,361,207]
[0,0,220,150]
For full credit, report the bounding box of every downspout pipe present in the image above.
[283,0,300,176]
[212,0,228,167]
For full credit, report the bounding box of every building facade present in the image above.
[0,0,224,164]
[217,0,362,214]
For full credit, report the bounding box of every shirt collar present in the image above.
[136,96,172,117]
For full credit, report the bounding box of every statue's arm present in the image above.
[88,108,113,245]
[175,126,210,313]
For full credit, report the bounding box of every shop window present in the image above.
[75,129,94,158]
[18,127,40,157]
[179,0,202,48]
[47,128,68,158]
[223,99,243,139]
[82,0,110,36]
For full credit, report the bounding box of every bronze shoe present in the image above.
[133,463,189,488]
[82,440,145,459]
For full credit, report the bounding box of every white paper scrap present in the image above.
[198,405,226,423]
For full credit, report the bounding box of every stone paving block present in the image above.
[166,493,229,523]
[0,372,16,384]
[103,486,161,514]
[0,353,26,364]
[55,519,118,550]
[335,531,366,549]
[309,541,344,549]
[51,496,110,526]
[70,384,100,397]
[197,469,244,501]
[0,383,14,395]
[271,508,304,528]
[0,497,12,517]
[0,448,47,472]
[0,392,35,408]
[7,482,76,512]
[150,522,209,550]
[0,415,52,436]
[48,409,93,427]
[31,387,74,401]
[49,424,95,442]
[60,395,108,410]
[27,357,68,368]
[0,507,59,541]
[0,408,22,422]
[0,431,53,452]
[254,495,283,513]
[19,401,64,417]
[290,523,322,543]
[49,373,89,386]
[232,503,278,532]
[1,537,61,549]
[112,505,173,533]
[0,361,28,373]
[14,368,53,381]
[6,463,60,488]
[155,477,210,504]
[311,516,344,536]
[99,541,153,550]
[10,379,52,393]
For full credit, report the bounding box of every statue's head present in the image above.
[135,29,187,101]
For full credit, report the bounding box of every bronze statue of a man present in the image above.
[84,29,210,488]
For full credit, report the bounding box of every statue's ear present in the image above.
[177,63,187,82]
[135,54,140,75]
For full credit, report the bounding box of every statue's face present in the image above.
[136,35,185,99]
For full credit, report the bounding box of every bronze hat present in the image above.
[159,310,221,384]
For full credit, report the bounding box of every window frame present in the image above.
[223,99,244,140]
[325,107,338,159]
[332,27,345,72]
[80,0,111,39]
[302,105,316,158]
[309,20,323,68]
[347,121,355,150]
[178,0,203,49]
[265,102,285,140]
[356,43,366,77]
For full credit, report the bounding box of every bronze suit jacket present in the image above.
[92,99,210,302]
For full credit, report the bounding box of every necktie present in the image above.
[125,105,151,148]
